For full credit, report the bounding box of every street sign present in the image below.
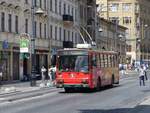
[20,33,30,53]
[2,40,9,49]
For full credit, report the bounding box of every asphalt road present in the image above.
[1,74,150,113]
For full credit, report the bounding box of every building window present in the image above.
[109,3,119,12]
[71,7,74,16]
[1,12,5,32]
[15,16,18,33]
[50,0,53,11]
[55,26,57,40]
[34,21,37,37]
[25,0,28,4]
[64,29,66,41]
[44,24,47,38]
[72,32,74,42]
[64,3,66,14]
[122,3,131,11]
[8,14,12,32]
[127,45,132,52]
[44,0,47,10]
[59,27,61,41]
[55,0,57,13]
[59,1,61,15]
[39,22,42,38]
[25,19,28,33]
[109,17,119,24]
[123,17,132,24]
[68,31,70,41]
[68,5,70,14]
[34,0,37,7]
[50,25,53,39]
[75,9,77,21]
[39,0,42,8]
[75,33,78,43]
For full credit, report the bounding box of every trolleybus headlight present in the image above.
[82,79,88,84]
[58,74,62,78]
[57,79,64,83]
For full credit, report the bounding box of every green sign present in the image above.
[20,39,29,48]
[19,33,30,53]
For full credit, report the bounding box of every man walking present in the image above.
[143,64,148,80]
[41,66,47,84]
[139,65,145,86]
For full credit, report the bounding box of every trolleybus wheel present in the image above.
[64,87,72,93]
[111,75,115,87]
[96,77,101,91]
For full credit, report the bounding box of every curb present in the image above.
[139,96,150,106]
[0,87,58,102]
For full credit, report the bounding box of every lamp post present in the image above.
[30,0,44,86]
[98,27,103,50]
[118,34,124,64]
[97,4,111,50]
[140,23,149,64]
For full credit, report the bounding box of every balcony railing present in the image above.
[63,14,73,22]
[63,14,74,27]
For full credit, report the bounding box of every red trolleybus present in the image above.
[56,44,119,92]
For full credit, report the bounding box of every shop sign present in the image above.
[20,33,30,53]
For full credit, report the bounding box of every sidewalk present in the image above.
[0,80,54,95]
[119,69,138,79]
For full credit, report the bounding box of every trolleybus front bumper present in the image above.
[56,83,89,88]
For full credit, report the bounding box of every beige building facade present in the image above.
[0,0,96,81]
[97,0,150,65]
[97,18,127,64]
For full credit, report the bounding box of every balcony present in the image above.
[63,14,74,27]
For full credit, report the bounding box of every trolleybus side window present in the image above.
[99,53,101,67]
[96,53,100,67]
[113,54,117,67]
[100,54,104,68]
[92,54,97,67]
[108,54,111,67]
[104,54,108,67]
[110,55,114,67]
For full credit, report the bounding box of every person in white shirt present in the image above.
[143,64,148,80]
[48,65,56,81]
[41,66,47,84]
[139,65,145,86]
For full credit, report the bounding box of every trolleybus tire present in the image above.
[111,75,115,87]
[96,77,101,91]
[64,87,72,93]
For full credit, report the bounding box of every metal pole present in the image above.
[30,0,36,86]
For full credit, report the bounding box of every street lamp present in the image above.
[97,4,112,50]
[97,27,103,49]
[118,34,123,64]
[30,0,44,86]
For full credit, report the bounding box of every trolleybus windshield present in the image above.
[58,55,88,72]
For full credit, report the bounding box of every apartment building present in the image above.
[97,18,127,64]
[0,0,96,81]
[96,0,150,65]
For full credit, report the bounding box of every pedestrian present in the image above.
[41,66,47,84]
[143,64,148,81]
[0,66,2,87]
[139,65,145,86]
[0,71,2,87]
[48,65,53,83]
